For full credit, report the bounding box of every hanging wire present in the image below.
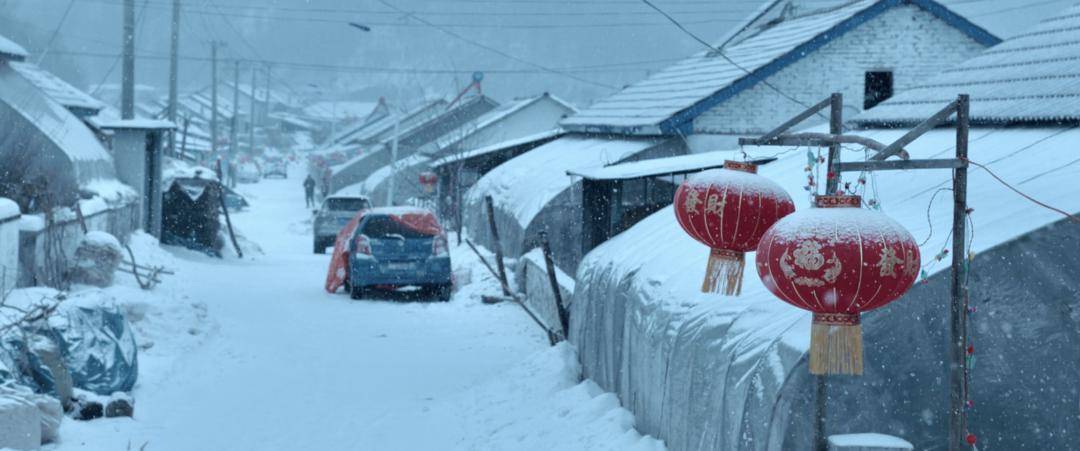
[964,158,1080,224]
[919,188,953,247]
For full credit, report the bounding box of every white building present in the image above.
[469,0,1000,271]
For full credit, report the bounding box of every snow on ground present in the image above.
[49,164,661,450]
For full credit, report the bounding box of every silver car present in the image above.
[313,194,371,254]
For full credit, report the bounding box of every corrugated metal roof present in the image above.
[561,0,998,135]
[857,3,1080,125]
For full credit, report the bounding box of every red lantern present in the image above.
[418,171,438,194]
[755,195,920,375]
[674,160,795,296]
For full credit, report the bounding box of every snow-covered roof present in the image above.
[566,150,746,180]
[430,128,564,169]
[331,99,446,146]
[358,153,431,195]
[0,62,115,180]
[857,2,1080,125]
[428,94,576,154]
[468,135,666,229]
[303,101,378,122]
[10,62,105,114]
[561,0,999,135]
[0,34,27,61]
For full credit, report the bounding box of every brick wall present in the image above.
[693,5,988,134]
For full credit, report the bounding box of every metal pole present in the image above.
[121,0,135,119]
[386,117,400,206]
[248,65,257,154]
[167,0,180,154]
[210,42,219,159]
[262,63,272,133]
[948,94,970,451]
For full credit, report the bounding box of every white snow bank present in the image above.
[362,343,666,451]
[0,198,18,220]
[82,231,122,252]
[0,34,28,60]
[828,433,913,449]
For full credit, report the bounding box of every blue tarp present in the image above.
[0,306,137,397]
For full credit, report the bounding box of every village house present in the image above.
[465,0,1000,272]
[567,3,1080,450]
[361,93,576,208]
[0,33,173,287]
[326,95,497,196]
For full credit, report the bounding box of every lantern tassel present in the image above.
[702,249,745,296]
[809,313,863,375]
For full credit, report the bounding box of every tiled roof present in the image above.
[562,0,998,135]
[857,3,1080,125]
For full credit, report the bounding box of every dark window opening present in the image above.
[864,71,893,109]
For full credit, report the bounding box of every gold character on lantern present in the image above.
[684,189,703,213]
[877,246,904,277]
[705,194,726,216]
[793,240,826,271]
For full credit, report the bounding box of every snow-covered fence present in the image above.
[515,248,575,337]
[17,201,138,288]
[0,198,19,293]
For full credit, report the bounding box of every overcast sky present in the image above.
[1,0,1074,109]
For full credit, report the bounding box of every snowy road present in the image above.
[52,170,661,451]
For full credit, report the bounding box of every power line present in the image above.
[36,0,77,64]
[638,0,835,124]
[373,0,616,89]
[49,50,673,74]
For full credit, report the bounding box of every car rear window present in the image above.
[325,198,370,212]
[360,216,435,239]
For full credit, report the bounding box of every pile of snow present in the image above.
[0,198,18,219]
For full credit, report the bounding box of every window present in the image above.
[864,71,893,109]
[324,197,371,212]
[359,215,434,239]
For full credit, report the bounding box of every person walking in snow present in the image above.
[303,175,316,208]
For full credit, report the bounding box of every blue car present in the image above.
[346,208,452,301]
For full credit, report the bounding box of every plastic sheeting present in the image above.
[1,306,138,397]
[324,207,443,293]
[569,126,1080,450]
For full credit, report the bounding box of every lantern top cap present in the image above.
[815,194,861,208]
[723,160,757,174]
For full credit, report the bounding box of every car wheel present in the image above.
[350,283,366,300]
[314,238,327,254]
[434,284,452,302]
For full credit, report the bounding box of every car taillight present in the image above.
[354,234,372,255]
[432,234,448,257]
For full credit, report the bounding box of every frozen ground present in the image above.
[48,167,662,451]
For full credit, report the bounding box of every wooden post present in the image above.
[179,116,190,161]
[813,92,843,451]
[948,94,970,451]
[74,203,88,234]
[215,161,243,258]
[484,195,510,296]
[539,231,570,339]
[825,93,843,194]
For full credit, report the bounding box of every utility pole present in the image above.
[262,63,272,140]
[121,0,135,119]
[386,117,400,206]
[248,65,257,154]
[210,41,223,159]
[228,59,240,188]
[167,0,180,155]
